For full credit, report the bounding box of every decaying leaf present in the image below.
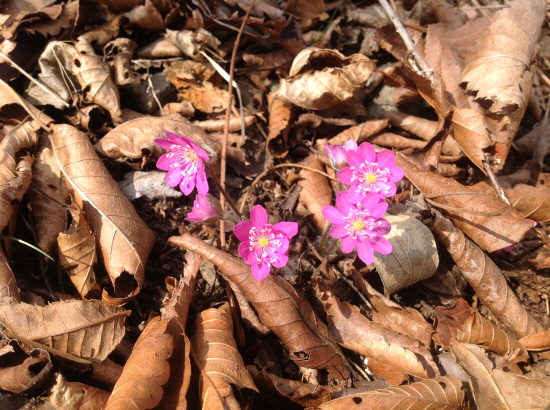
[193,303,257,409]
[451,341,550,410]
[50,124,155,304]
[313,376,468,410]
[169,233,351,380]
[319,119,389,149]
[324,293,439,381]
[267,92,295,158]
[50,373,110,410]
[118,171,183,201]
[397,154,533,252]
[0,299,129,361]
[425,209,542,338]
[520,328,550,352]
[373,212,439,295]
[298,154,333,230]
[57,200,98,299]
[278,48,376,110]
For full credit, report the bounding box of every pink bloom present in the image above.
[155,131,210,195]
[324,140,358,170]
[233,205,298,281]
[185,194,221,222]
[338,142,404,202]
[322,192,392,265]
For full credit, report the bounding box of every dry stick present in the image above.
[376,0,433,80]
[0,50,70,108]
[206,162,242,218]
[481,152,512,206]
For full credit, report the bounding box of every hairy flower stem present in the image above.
[207,162,242,219]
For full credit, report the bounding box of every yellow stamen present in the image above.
[366,173,377,183]
[258,238,269,247]
[352,221,365,231]
[183,151,197,161]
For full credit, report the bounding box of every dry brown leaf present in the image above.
[0,248,19,301]
[193,303,257,409]
[124,0,164,31]
[324,293,439,380]
[169,233,351,380]
[420,263,469,306]
[57,200,98,299]
[50,124,155,304]
[248,366,345,408]
[118,170,183,200]
[95,116,220,169]
[298,154,332,230]
[312,376,468,410]
[320,119,389,148]
[450,341,550,410]
[373,212,439,294]
[425,209,542,338]
[514,117,550,167]
[520,328,550,352]
[90,358,123,388]
[367,132,427,150]
[397,154,532,252]
[106,251,199,410]
[28,138,70,254]
[434,299,529,363]
[278,49,376,110]
[73,36,122,122]
[0,341,53,393]
[104,38,141,86]
[50,373,110,410]
[0,299,129,361]
[193,115,255,133]
[136,37,184,59]
[267,92,295,158]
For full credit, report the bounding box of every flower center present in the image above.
[258,237,269,247]
[343,208,379,239]
[183,150,198,162]
[350,162,391,195]
[248,226,283,264]
[352,221,365,231]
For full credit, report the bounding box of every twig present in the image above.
[0,50,70,108]
[376,0,433,79]
[147,76,164,115]
[220,1,254,248]
[206,162,242,219]
[482,153,512,206]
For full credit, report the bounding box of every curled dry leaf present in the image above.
[50,373,110,410]
[520,328,550,352]
[434,299,529,363]
[57,200,99,299]
[278,48,376,110]
[450,341,550,410]
[0,299,130,361]
[267,92,295,158]
[29,138,70,255]
[319,119,389,148]
[0,341,53,393]
[106,251,200,410]
[104,38,141,86]
[373,213,439,295]
[366,132,427,150]
[73,36,122,122]
[193,303,257,409]
[324,293,439,380]
[397,154,533,252]
[298,154,333,230]
[95,116,220,169]
[50,124,155,304]
[193,115,256,133]
[118,171,183,201]
[169,233,351,380]
[313,376,467,410]
[425,209,542,338]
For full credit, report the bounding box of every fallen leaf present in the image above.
[193,303,257,409]
[50,124,155,304]
[319,119,389,148]
[425,209,542,338]
[0,299,130,361]
[278,49,376,110]
[169,233,351,380]
[298,154,333,230]
[520,328,550,352]
[267,92,295,158]
[118,171,183,201]
[373,212,439,295]
[50,373,110,410]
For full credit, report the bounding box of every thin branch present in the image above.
[482,153,512,206]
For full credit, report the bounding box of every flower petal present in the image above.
[340,235,356,253]
[155,138,175,150]
[180,176,194,195]
[359,192,384,211]
[239,243,257,265]
[358,142,376,163]
[250,205,268,226]
[274,237,289,253]
[378,182,397,197]
[346,150,364,168]
[233,221,253,241]
[356,240,374,264]
[156,153,176,170]
[329,224,348,239]
[251,261,270,281]
[345,187,366,204]
[389,165,404,182]
[273,221,298,238]
[164,131,180,141]
[322,205,345,224]
[165,168,183,187]
[195,163,209,194]
[187,139,210,161]
[335,191,354,215]
[344,140,358,151]
[374,218,392,235]
[271,252,288,268]
[337,167,354,185]
[369,201,389,219]
[371,236,392,255]
[376,150,396,167]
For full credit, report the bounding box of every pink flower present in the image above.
[322,192,392,265]
[338,142,404,202]
[185,194,221,222]
[155,131,210,195]
[324,140,358,170]
[233,205,298,281]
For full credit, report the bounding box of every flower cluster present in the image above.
[323,141,403,265]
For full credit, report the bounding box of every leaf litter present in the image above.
[0,1,549,409]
